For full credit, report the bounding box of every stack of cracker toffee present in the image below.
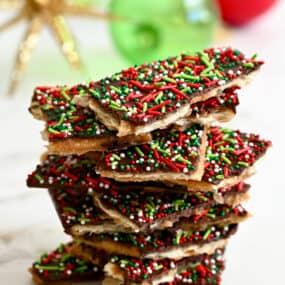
[27,47,271,285]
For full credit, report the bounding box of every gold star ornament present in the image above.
[0,0,117,95]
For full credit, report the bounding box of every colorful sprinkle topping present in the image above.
[170,249,224,285]
[100,188,247,229]
[100,190,214,227]
[27,155,196,192]
[32,84,240,142]
[110,255,176,281]
[108,249,224,283]
[178,205,247,227]
[191,86,240,118]
[31,86,113,140]
[49,188,104,230]
[27,155,249,196]
[77,47,261,125]
[32,243,100,281]
[204,127,271,184]
[27,155,102,189]
[98,124,204,174]
[88,224,236,252]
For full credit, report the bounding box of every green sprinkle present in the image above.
[111,161,118,168]
[79,89,87,96]
[154,264,163,271]
[185,66,193,74]
[199,51,211,65]
[175,201,185,211]
[63,207,77,214]
[225,138,236,144]
[220,146,235,153]
[251,53,258,60]
[75,265,88,273]
[221,127,232,133]
[183,230,193,238]
[238,161,249,167]
[221,155,232,165]
[143,102,148,113]
[161,106,166,113]
[206,213,216,219]
[208,154,218,160]
[34,174,42,182]
[112,154,121,161]
[42,104,52,110]
[36,265,65,271]
[215,70,224,78]
[110,105,126,111]
[79,216,91,222]
[243,62,255,68]
[110,100,122,106]
[135,146,144,157]
[54,113,65,127]
[110,85,122,94]
[174,73,199,81]
[61,89,71,101]
[163,77,176,83]
[181,86,191,93]
[110,100,127,111]
[174,155,192,165]
[89,89,101,99]
[154,82,165,87]
[216,174,224,180]
[119,259,131,265]
[201,66,214,76]
[154,92,163,103]
[174,232,183,245]
[195,194,208,202]
[61,253,71,262]
[222,134,230,140]
[48,127,60,134]
[203,228,212,240]
[155,145,170,156]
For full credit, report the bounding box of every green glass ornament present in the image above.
[109,0,219,65]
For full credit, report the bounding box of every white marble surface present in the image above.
[1,2,285,284]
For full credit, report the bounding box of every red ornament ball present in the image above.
[216,0,277,26]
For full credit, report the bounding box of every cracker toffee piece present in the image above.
[26,154,191,192]
[48,187,124,236]
[26,154,198,193]
[96,124,207,182]
[103,248,225,285]
[48,185,248,235]
[172,204,248,232]
[73,47,262,136]
[78,223,237,259]
[29,85,151,155]
[175,126,272,191]
[29,242,103,285]
[27,154,250,199]
[31,83,240,154]
[97,126,271,189]
[94,184,249,232]
[177,86,240,125]
[48,187,140,236]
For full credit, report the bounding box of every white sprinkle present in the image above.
[183,168,189,173]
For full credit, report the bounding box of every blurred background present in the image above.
[0,0,284,284]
